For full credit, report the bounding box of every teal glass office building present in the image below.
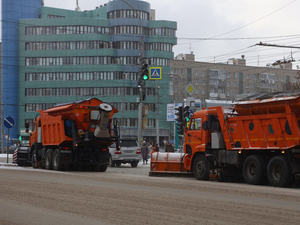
[1,0,177,145]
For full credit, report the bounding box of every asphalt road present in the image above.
[1,162,300,225]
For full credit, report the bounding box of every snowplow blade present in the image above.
[149,152,192,176]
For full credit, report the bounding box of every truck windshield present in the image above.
[189,118,202,130]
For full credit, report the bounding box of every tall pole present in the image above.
[163,73,184,149]
[121,73,126,139]
[156,81,160,146]
[120,0,144,147]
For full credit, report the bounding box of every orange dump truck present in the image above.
[25,98,119,171]
[150,92,300,187]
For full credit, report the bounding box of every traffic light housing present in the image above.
[140,58,150,80]
[175,106,183,124]
[176,123,184,135]
[183,106,190,123]
[175,106,184,135]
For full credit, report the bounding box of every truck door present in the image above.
[186,117,204,152]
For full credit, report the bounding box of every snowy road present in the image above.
[1,164,300,225]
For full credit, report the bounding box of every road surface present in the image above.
[0,164,300,225]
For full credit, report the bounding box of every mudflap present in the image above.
[149,152,193,176]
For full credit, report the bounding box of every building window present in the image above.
[202,80,206,85]
[202,89,205,95]
[227,81,230,87]
[195,70,199,76]
[25,25,109,36]
[195,80,199,85]
[201,71,206,76]
[227,73,230,78]
[181,69,185,74]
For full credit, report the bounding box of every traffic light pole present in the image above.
[163,73,185,149]
[138,39,145,147]
[120,0,144,147]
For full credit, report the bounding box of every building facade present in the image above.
[170,53,298,108]
[2,0,177,146]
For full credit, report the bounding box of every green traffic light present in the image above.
[143,74,149,80]
[186,117,190,122]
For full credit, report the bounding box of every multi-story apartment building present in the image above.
[170,53,298,107]
[1,0,177,146]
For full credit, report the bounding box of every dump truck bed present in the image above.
[214,92,300,151]
[38,98,118,146]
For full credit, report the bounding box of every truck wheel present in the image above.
[45,149,53,170]
[193,154,210,180]
[53,149,63,171]
[131,161,138,168]
[267,156,292,187]
[243,155,266,185]
[99,165,108,172]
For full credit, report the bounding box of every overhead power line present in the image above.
[255,42,300,49]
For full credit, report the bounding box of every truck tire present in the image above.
[243,155,266,185]
[53,149,63,171]
[267,156,292,187]
[45,149,53,170]
[99,165,108,172]
[193,154,210,180]
[131,161,138,168]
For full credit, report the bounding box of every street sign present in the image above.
[4,116,15,129]
[149,67,162,80]
[186,83,195,95]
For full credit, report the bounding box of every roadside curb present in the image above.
[0,163,18,167]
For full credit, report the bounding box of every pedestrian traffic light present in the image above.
[175,106,183,124]
[176,123,184,135]
[18,135,22,141]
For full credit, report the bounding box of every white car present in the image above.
[109,139,141,167]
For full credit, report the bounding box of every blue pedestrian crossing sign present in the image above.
[149,67,162,80]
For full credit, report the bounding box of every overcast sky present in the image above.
[2,0,300,69]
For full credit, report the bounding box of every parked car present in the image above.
[109,139,141,167]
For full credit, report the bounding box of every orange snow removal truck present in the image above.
[26,98,119,171]
[150,92,300,187]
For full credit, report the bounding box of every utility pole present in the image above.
[156,81,160,146]
[121,73,127,139]
[121,0,145,147]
